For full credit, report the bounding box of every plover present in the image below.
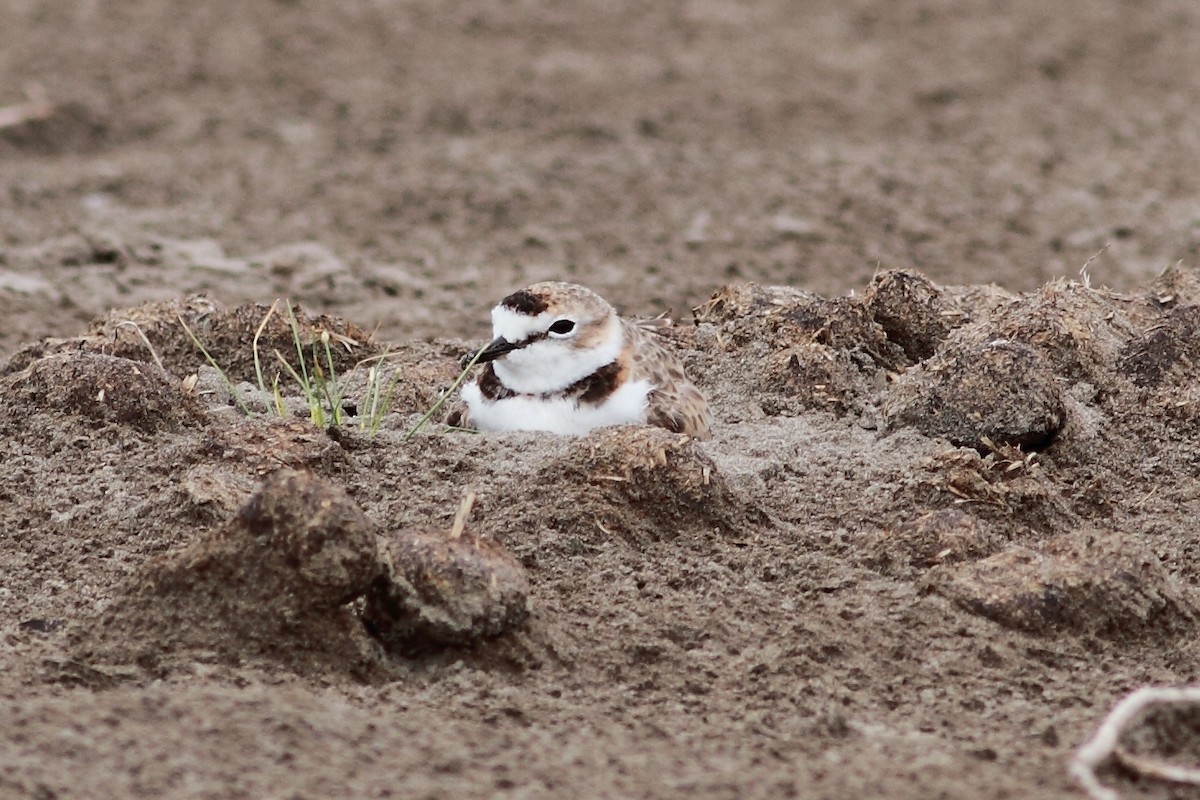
[448,282,712,438]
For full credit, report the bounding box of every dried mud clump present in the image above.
[0,352,201,432]
[758,344,882,416]
[693,282,900,416]
[204,416,350,476]
[938,283,1019,322]
[863,269,954,362]
[1146,261,1200,309]
[2,296,382,385]
[884,336,1065,450]
[925,531,1199,639]
[99,296,382,383]
[334,341,463,418]
[69,470,384,677]
[363,524,531,650]
[905,448,1075,535]
[987,280,1139,388]
[1119,305,1200,388]
[694,282,906,369]
[507,426,745,545]
[2,295,215,376]
[862,508,1005,577]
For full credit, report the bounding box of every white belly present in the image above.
[462,378,652,435]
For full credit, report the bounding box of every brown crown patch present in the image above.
[499,289,549,315]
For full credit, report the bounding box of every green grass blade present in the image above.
[283,300,314,398]
[403,343,487,442]
[319,333,345,426]
[252,300,281,415]
[271,374,286,417]
[274,348,324,426]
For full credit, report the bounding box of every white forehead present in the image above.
[491,306,556,342]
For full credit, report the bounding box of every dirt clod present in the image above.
[926,530,1199,638]
[864,508,1004,577]
[363,526,531,650]
[2,296,382,386]
[758,343,881,416]
[863,269,954,362]
[1119,304,1200,388]
[506,425,747,545]
[884,336,1065,450]
[695,283,906,370]
[69,469,384,677]
[987,280,1140,389]
[0,352,201,432]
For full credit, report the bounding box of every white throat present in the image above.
[462,375,652,435]
[491,313,623,395]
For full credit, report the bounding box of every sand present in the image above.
[2,1,1200,797]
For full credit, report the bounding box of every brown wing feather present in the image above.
[443,397,472,429]
[623,319,713,439]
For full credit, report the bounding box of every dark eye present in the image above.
[549,319,576,335]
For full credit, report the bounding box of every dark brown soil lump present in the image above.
[693,282,906,370]
[986,280,1140,388]
[363,524,531,650]
[68,469,384,677]
[1119,305,1200,388]
[691,282,900,418]
[204,416,349,476]
[938,283,1018,324]
[495,426,747,546]
[0,352,202,432]
[925,530,1199,638]
[178,417,352,523]
[863,269,954,362]
[333,340,463,418]
[884,336,1066,450]
[0,296,454,427]
[2,296,382,385]
[757,343,883,416]
[1146,261,1200,309]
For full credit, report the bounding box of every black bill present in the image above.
[461,336,523,368]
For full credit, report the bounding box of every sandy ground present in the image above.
[3,1,1200,798]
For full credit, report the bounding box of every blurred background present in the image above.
[2,0,1198,351]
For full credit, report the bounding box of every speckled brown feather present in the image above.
[622,318,712,439]
[444,397,471,429]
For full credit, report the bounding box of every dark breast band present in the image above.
[477,361,626,405]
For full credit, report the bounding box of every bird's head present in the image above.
[472,281,623,394]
